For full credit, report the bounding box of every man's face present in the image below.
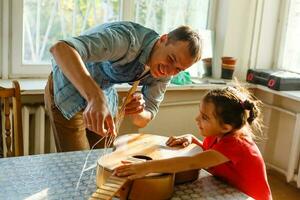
[148,35,195,78]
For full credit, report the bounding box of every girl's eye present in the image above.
[201,114,208,121]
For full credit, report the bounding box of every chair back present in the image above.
[0,81,23,157]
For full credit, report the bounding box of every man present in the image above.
[45,21,201,152]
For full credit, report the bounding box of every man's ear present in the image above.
[221,123,233,134]
[159,34,168,44]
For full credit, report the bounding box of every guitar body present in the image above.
[96,133,202,200]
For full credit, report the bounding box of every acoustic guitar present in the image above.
[90,133,203,200]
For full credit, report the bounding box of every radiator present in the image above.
[263,103,300,188]
[22,105,56,155]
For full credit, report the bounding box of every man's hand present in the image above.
[166,134,193,147]
[125,92,146,115]
[83,93,116,137]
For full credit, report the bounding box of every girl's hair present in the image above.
[203,86,263,139]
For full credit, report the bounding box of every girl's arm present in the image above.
[114,149,229,179]
[191,135,203,147]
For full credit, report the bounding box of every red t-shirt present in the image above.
[202,135,271,200]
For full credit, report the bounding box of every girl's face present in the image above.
[195,101,231,137]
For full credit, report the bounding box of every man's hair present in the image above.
[167,26,202,62]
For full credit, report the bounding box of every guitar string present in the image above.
[76,135,106,191]
[76,81,140,196]
[76,115,121,194]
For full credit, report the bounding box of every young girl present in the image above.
[114,86,272,200]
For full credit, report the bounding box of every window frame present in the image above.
[11,0,51,78]
[274,0,300,73]
[1,0,10,79]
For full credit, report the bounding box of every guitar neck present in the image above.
[89,176,127,200]
[115,80,140,133]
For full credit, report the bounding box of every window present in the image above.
[278,0,300,73]
[7,0,211,78]
[23,0,119,65]
[134,0,208,34]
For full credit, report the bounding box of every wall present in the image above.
[119,89,206,138]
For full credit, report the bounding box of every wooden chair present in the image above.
[0,81,23,157]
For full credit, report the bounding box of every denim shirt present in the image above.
[52,21,171,120]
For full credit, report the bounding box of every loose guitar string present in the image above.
[76,81,139,193]
[76,135,106,190]
[83,134,114,196]
[76,131,116,191]
[76,117,120,191]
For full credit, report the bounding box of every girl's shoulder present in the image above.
[219,130,254,146]
[202,136,218,150]
[220,132,260,156]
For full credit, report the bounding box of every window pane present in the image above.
[23,0,120,64]
[134,0,208,33]
[281,0,300,73]
[133,0,210,76]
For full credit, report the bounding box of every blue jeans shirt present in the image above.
[52,21,171,120]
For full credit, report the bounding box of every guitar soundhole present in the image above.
[132,155,152,160]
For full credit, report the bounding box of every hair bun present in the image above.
[243,100,257,124]
[243,100,253,110]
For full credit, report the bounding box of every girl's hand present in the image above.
[166,134,193,147]
[114,161,150,180]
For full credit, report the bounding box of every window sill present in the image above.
[0,79,47,95]
[1,79,300,102]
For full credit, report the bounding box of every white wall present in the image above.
[119,90,207,138]
[214,0,256,79]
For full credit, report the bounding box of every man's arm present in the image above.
[50,41,116,136]
[50,42,101,102]
[129,78,170,127]
[130,110,152,127]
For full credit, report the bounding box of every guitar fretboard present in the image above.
[89,176,127,200]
